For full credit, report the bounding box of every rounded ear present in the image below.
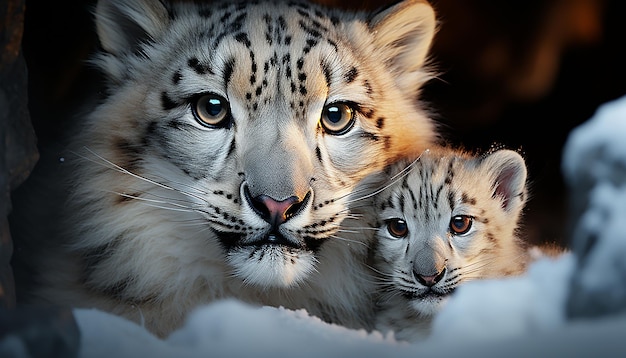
[95,0,170,56]
[480,150,528,213]
[369,0,437,92]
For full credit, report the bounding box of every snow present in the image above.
[4,96,626,357]
[429,253,574,343]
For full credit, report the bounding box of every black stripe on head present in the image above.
[398,193,405,213]
[223,58,235,85]
[321,61,332,88]
[445,161,455,185]
[448,191,455,211]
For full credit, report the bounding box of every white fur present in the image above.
[12,0,439,338]
[362,148,530,341]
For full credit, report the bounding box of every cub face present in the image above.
[370,148,528,316]
[75,0,438,291]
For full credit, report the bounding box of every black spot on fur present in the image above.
[167,119,186,130]
[172,71,182,85]
[161,92,178,110]
[219,11,232,23]
[188,57,208,75]
[363,108,375,119]
[344,67,358,83]
[326,39,338,52]
[234,32,251,47]
[361,132,379,141]
[223,59,235,85]
[445,161,455,185]
[383,136,391,151]
[364,80,373,95]
[315,146,322,163]
[376,117,385,129]
[462,193,477,205]
[321,62,332,88]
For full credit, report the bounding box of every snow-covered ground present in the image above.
[4,96,626,357]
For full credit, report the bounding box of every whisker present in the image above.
[328,234,370,248]
[77,147,210,204]
[345,149,429,204]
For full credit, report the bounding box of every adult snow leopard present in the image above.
[10,0,438,337]
[363,147,529,341]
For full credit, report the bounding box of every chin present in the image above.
[226,244,317,288]
[411,295,448,316]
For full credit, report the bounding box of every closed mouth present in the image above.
[214,229,303,250]
[403,287,452,300]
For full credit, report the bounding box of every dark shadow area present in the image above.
[19,0,626,249]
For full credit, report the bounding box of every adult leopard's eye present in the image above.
[193,94,231,128]
[320,102,355,135]
[450,215,473,235]
[386,218,409,238]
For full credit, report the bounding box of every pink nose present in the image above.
[415,268,446,287]
[245,190,304,228]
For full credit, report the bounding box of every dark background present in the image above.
[20,0,626,248]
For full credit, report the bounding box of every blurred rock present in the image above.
[0,306,80,358]
[1,0,38,310]
[563,95,626,318]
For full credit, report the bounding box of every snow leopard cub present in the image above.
[10,0,439,337]
[367,147,529,341]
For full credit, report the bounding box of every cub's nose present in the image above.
[415,268,446,287]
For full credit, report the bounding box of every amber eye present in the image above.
[320,102,356,135]
[386,218,409,238]
[450,215,473,235]
[193,94,231,128]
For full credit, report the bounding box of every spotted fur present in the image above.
[363,147,529,341]
[12,0,438,337]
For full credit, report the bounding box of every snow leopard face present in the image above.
[370,148,528,320]
[64,0,437,300]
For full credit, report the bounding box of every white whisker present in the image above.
[77,147,210,204]
[346,149,429,204]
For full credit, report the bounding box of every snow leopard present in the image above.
[10,0,439,337]
[363,147,529,341]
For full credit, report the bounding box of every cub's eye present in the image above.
[320,102,356,135]
[450,215,473,235]
[386,218,409,238]
[193,94,231,128]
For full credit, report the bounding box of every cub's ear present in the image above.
[369,0,437,92]
[481,150,528,213]
[95,0,170,56]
